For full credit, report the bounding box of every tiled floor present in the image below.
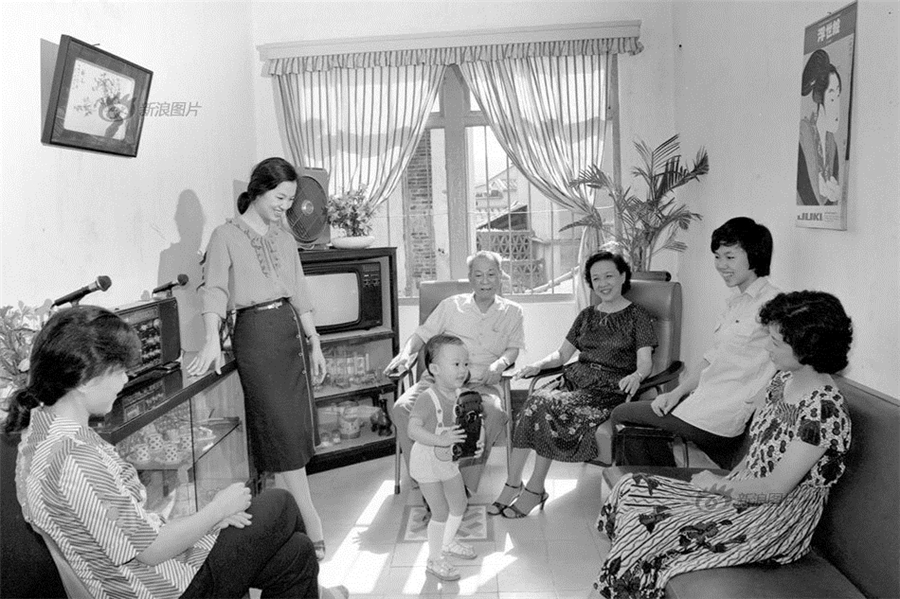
[309,449,614,598]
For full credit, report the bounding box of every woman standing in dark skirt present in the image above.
[188,157,328,560]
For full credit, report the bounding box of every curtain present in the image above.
[272,64,445,207]
[458,54,611,308]
[265,38,642,73]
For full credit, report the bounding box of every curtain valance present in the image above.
[262,23,642,74]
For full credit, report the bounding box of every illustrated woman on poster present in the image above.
[797,49,843,206]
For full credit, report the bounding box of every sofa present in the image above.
[602,375,900,599]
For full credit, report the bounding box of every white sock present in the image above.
[428,519,446,560]
[442,513,463,549]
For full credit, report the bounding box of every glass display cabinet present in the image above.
[94,362,249,518]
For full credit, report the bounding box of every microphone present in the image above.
[152,274,189,295]
[51,276,112,307]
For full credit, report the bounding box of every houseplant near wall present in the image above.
[327,186,377,249]
[565,134,709,273]
[0,303,42,407]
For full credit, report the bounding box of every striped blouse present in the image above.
[16,409,216,599]
[199,217,313,319]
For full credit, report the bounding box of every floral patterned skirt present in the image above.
[595,470,830,598]
[511,362,627,462]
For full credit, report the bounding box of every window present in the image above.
[371,66,616,299]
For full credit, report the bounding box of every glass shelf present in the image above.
[314,420,394,456]
[113,368,249,516]
[315,336,396,398]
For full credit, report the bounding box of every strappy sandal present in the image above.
[486,482,522,516]
[501,486,548,519]
[443,539,477,560]
[313,540,326,561]
[426,557,460,581]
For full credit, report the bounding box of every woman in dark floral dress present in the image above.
[596,291,853,598]
[489,251,657,518]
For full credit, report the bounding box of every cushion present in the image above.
[813,376,900,599]
[667,551,863,599]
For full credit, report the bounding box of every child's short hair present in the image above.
[759,291,853,374]
[710,217,773,277]
[423,334,466,375]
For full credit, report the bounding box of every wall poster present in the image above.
[796,2,856,230]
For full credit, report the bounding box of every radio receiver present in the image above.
[287,167,330,250]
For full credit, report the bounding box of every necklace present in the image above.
[596,299,629,314]
[595,300,629,328]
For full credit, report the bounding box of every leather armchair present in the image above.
[515,276,685,466]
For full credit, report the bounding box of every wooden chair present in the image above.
[389,280,515,493]
[517,277,686,466]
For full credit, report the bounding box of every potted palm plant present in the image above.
[566,134,709,273]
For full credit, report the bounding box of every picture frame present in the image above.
[42,35,153,157]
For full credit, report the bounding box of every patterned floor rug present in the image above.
[398,503,493,544]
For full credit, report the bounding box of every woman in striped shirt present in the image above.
[8,306,336,598]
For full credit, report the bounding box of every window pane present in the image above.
[467,126,580,295]
[388,128,448,298]
[468,91,481,113]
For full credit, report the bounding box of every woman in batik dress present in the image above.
[596,291,853,598]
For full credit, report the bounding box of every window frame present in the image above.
[399,58,621,301]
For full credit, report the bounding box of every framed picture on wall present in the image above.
[41,35,153,157]
[795,2,856,230]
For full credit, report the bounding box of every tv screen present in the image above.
[307,272,360,328]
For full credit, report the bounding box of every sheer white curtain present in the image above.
[459,54,611,307]
[272,64,445,207]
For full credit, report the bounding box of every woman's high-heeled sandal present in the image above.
[487,482,522,516]
[500,486,548,519]
[313,540,326,561]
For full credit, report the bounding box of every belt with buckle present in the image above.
[237,298,288,314]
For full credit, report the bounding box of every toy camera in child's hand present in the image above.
[451,389,483,462]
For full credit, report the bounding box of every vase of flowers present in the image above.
[327,186,376,249]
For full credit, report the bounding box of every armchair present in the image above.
[515,277,685,466]
[388,280,515,493]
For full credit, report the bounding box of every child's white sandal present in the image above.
[443,540,477,560]
[426,557,461,580]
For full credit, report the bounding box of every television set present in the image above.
[303,256,390,335]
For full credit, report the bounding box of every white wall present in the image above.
[250,1,679,375]
[671,0,900,397]
[0,1,257,350]
[3,1,893,395]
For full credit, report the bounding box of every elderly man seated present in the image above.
[385,251,525,493]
